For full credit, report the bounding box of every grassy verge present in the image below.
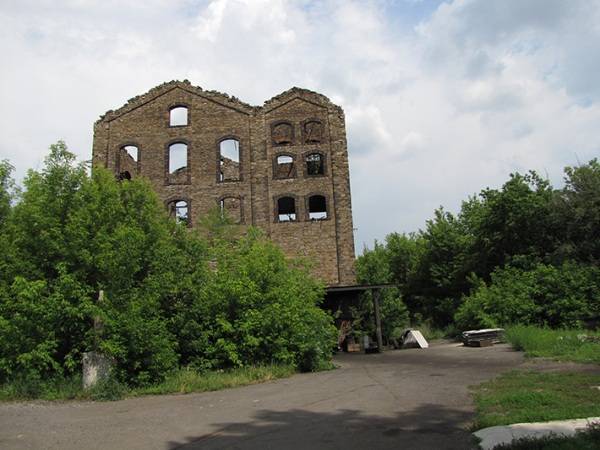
[0,364,297,402]
[414,323,460,341]
[505,325,600,364]
[472,370,600,429]
[132,364,296,397]
[490,424,600,450]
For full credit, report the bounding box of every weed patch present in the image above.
[506,326,600,364]
[472,371,600,429]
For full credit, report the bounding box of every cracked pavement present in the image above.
[0,342,525,450]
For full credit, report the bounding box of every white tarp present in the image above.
[402,329,429,349]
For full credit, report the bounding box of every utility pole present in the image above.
[372,288,383,352]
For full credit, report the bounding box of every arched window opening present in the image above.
[118,145,139,178]
[272,122,293,145]
[275,154,295,178]
[304,120,323,144]
[306,153,324,175]
[277,197,296,222]
[169,142,188,174]
[219,139,240,181]
[169,106,188,126]
[308,195,327,220]
[122,145,138,162]
[219,197,242,224]
[168,200,189,225]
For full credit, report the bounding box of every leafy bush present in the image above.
[455,262,600,330]
[0,142,335,391]
[171,227,337,371]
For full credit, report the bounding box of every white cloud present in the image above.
[1,0,600,252]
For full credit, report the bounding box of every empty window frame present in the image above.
[308,195,327,220]
[304,120,323,144]
[118,144,139,179]
[277,196,296,222]
[271,121,294,146]
[219,138,240,181]
[168,142,188,174]
[168,200,190,225]
[306,153,324,176]
[169,106,188,126]
[219,196,242,224]
[274,154,295,179]
[118,171,132,181]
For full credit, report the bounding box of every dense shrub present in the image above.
[170,228,336,371]
[455,262,600,330]
[0,142,335,388]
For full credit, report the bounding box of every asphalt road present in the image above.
[0,342,525,450]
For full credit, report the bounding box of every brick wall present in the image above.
[92,80,356,286]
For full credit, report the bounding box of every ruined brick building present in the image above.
[92,80,356,287]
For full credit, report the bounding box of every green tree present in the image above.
[8,141,87,281]
[355,242,409,342]
[472,171,557,273]
[0,159,16,226]
[556,159,600,264]
[0,143,180,385]
[408,207,475,326]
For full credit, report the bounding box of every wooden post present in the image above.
[93,290,105,350]
[372,288,383,352]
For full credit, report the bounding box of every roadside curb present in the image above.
[473,416,600,449]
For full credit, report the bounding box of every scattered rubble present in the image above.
[462,328,504,347]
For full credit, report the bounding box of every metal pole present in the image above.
[372,289,383,352]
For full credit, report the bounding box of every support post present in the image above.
[93,290,105,350]
[372,288,383,352]
[83,290,112,390]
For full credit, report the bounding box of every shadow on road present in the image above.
[167,403,477,450]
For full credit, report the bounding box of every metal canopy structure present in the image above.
[326,283,398,352]
[325,283,396,293]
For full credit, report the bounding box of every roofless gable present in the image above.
[263,87,341,114]
[96,80,256,124]
[96,82,344,125]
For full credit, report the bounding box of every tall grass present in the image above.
[505,325,600,364]
[0,364,297,402]
[0,376,83,401]
[132,364,296,396]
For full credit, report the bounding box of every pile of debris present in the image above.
[400,329,429,349]
[462,328,505,347]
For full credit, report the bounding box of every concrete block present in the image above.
[82,351,114,389]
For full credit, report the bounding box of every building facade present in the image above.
[92,80,356,286]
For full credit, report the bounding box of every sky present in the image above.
[1,0,599,252]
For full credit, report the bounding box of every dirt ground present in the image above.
[0,342,530,450]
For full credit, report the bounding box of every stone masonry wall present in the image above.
[92,80,356,286]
